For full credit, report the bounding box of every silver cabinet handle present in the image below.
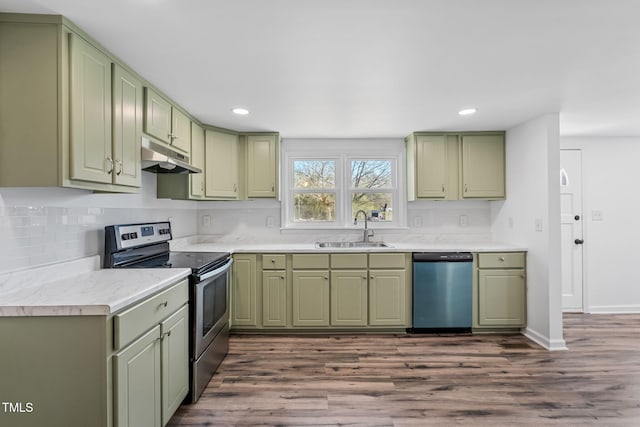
[233,184,237,192]
[499,257,505,262]
[105,157,114,174]
[116,159,123,175]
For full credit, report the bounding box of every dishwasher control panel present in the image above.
[413,252,473,262]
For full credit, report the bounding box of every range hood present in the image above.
[141,136,202,174]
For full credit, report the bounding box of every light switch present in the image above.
[203,215,211,226]
[413,216,422,227]
[459,215,468,227]
[266,216,275,228]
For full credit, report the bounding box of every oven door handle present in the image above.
[197,258,233,281]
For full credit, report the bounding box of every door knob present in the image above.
[574,239,584,245]
[574,215,580,220]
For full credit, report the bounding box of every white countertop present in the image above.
[170,241,527,254]
[0,256,190,317]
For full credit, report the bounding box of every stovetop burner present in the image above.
[103,222,230,275]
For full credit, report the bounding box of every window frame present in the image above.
[282,139,406,230]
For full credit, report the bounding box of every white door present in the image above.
[560,149,584,311]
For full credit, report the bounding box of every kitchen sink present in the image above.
[315,241,390,248]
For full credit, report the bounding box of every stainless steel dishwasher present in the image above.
[410,252,473,332]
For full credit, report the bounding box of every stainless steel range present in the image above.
[103,221,232,403]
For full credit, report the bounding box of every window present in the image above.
[293,159,336,222]
[282,139,406,229]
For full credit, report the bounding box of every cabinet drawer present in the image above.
[478,252,525,269]
[292,254,329,269]
[369,253,406,269]
[114,279,188,350]
[331,253,367,269]
[262,254,286,270]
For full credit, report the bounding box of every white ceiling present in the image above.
[2,0,640,138]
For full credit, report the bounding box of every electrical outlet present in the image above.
[413,216,422,227]
[203,215,211,227]
[535,218,543,232]
[592,210,604,221]
[459,215,468,227]
[266,216,275,228]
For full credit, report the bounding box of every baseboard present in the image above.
[523,327,567,351]
[587,305,640,314]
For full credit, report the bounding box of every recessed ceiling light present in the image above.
[458,108,477,116]
[232,107,250,115]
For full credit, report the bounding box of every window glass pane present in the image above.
[294,193,336,222]
[351,192,393,222]
[351,160,392,189]
[294,160,335,189]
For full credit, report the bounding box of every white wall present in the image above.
[195,199,493,244]
[561,136,640,313]
[491,114,565,350]
[0,173,198,272]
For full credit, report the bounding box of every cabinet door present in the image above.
[112,64,142,187]
[478,269,526,327]
[330,270,368,326]
[69,34,112,184]
[415,135,447,198]
[369,269,406,326]
[262,271,287,327]
[144,87,172,144]
[461,134,505,199]
[161,305,189,425]
[205,130,239,199]
[246,135,278,198]
[190,122,205,198]
[114,325,162,427]
[231,254,257,327]
[171,108,191,155]
[292,271,330,326]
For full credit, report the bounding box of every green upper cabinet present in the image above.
[69,33,113,184]
[205,129,239,199]
[246,134,279,198]
[112,64,143,187]
[171,108,191,154]
[461,134,505,199]
[190,122,206,198]
[406,131,505,200]
[144,87,191,156]
[0,15,142,192]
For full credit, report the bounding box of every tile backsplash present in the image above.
[1,172,493,272]
[0,173,198,273]
[0,205,197,272]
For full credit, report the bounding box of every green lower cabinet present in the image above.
[161,305,189,425]
[477,269,526,327]
[330,270,368,326]
[369,269,407,326]
[262,271,287,327]
[114,325,162,427]
[292,270,330,326]
[231,254,257,327]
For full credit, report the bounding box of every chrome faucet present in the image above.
[354,210,374,242]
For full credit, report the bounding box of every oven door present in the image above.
[193,258,232,358]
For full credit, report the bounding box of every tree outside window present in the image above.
[293,160,336,222]
[351,160,393,222]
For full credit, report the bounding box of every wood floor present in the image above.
[168,314,640,426]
